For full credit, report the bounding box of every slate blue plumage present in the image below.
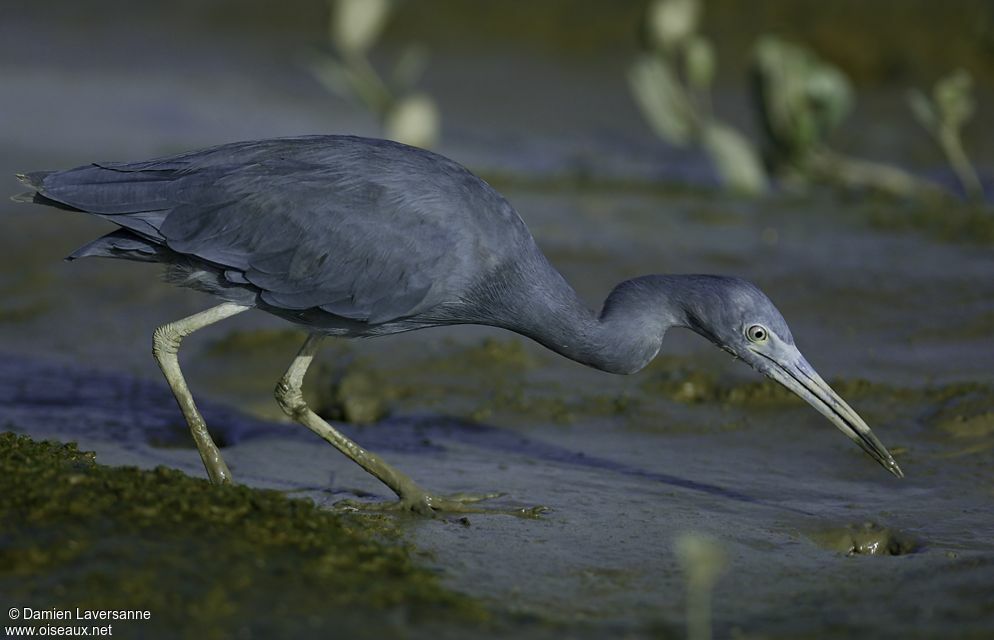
[15,135,902,513]
[30,136,534,325]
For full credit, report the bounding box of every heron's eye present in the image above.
[746,324,769,343]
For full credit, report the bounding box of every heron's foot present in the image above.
[335,491,548,519]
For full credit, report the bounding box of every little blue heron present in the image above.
[14,135,902,514]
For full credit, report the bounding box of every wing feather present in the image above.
[25,136,531,323]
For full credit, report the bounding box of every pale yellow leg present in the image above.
[152,302,249,484]
[275,334,543,516]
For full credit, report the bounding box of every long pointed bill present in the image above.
[758,353,904,478]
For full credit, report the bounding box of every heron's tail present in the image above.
[15,171,51,189]
[11,171,81,209]
[10,163,176,238]
[12,171,49,202]
[12,167,175,261]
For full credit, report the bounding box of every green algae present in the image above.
[467,386,574,425]
[466,386,637,426]
[826,378,984,404]
[203,325,994,463]
[639,358,800,407]
[288,331,994,453]
[411,341,633,425]
[927,389,994,456]
[938,413,994,439]
[641,360,992,414]
[202,334,547,426]
[312,338,547,425]
[815,379,994,460]
[634,363,994,463]
[0,432,487,638]
[421,337,540,376]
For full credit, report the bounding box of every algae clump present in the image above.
[0,432,486,638]
[433,337,539,373]
[640,359,800,407]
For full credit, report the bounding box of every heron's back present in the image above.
[19,136,545,330]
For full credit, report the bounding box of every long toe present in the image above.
[430,491,506,504]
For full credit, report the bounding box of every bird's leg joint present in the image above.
[275,377,308,418]
[152,323,184,359]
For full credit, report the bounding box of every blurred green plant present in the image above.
[629,0,768,194]
[751,36,853,170]
[310,0,440,148]
[631,0,982,202]
[751,36,944,199]
[674,532,727,640]
[908,70,984,201]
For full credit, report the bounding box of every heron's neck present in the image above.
[500,273,690,375]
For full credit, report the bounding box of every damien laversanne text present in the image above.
[18,609,151,621]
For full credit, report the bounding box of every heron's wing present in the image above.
[30,139,499,323]
[162,161,454,322]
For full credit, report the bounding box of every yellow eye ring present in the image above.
[746,324,769,343]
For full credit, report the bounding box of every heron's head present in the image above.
[680,276,903,478]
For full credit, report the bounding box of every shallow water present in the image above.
[2,6,993,638]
